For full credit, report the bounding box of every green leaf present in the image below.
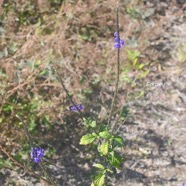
[2,104,13,112]
[83,117,91,126]
[107,151,123,168]
[99,131,111,139]
[137,69,150,79]
[99,124,107,132]
[106,168,114,174]
[113,136,124,148]
[126,49,140,62]
[79,133,97,145]
[28,118,37,132]
[90,120,97,128]
[133,58,138,67]
[137,63,145,70]
[119,106,130,119]
[39,69,47,76]
[4,159,13,168]
[99,142,109,155]
[83,117,96,128]
[121,74,131,83]
[93,173,105,186]
[93,163,105,170]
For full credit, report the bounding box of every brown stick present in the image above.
[0,145,49,185]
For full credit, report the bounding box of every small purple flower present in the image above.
[114,31,119,37]
[114,42,120,49]
[120,39,125,46]
[70,104,83,111]
[30,148,44,163]
[114,32,125,49]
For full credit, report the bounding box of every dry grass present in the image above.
[0,0,186,185]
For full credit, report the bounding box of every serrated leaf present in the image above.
[93,173,105,186]
[99,131,111,139]
[79,134,97,145]
[99,142,109,155]
[107,151,123,168]
[93,163,105,170]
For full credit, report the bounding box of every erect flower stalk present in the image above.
[108,2,125,128]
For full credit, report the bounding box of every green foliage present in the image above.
[121,49,150,100]
[28,115,37,133]
[119,106,130,120]
[98,141,109,156]
[126,2,154,20]
[126,49,140,62]
[126,6,140,19]
[83,118,97,128]
[92,163,105,170]
[91,163,114,186]
[125,49,150,76]
[80,133,98,145]
[99,131,112,139]
[82,88,93,95]
[80,25,98,42]
[80,116,124,185]
[112,136,124,148]
[0,159,13,169]
[92,173,105,186]
[2,104,13,112]
[0,1,131,185]
[107,151,123,168]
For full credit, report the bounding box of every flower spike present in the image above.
[30,148,44,163]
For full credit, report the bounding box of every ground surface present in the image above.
[0,0,186,186]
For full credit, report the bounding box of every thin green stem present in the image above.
[108,3,120,128]
[52,65,99,124]
[52,66,85,119]
[52,65,104,158]
[111,92,129,134]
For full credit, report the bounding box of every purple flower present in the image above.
[30,148,44,163]
[114,32,125,49]
[120,39,125,46]
[70,104,83,111]
[114,31,119,37]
